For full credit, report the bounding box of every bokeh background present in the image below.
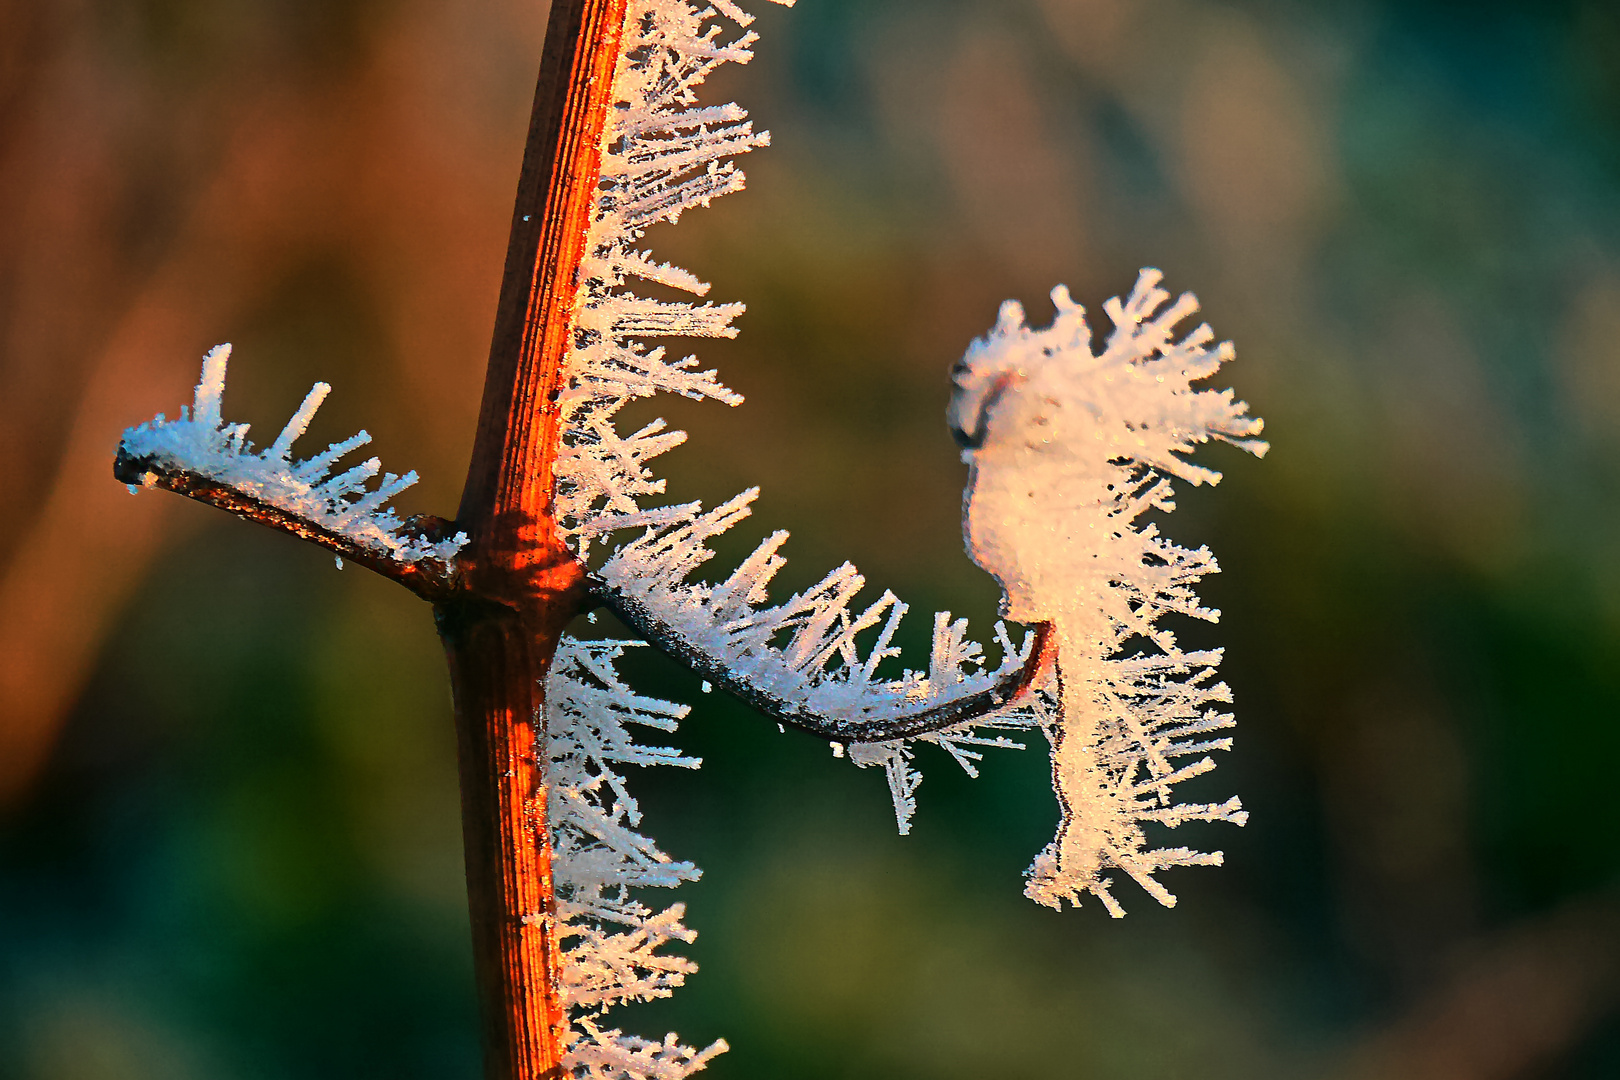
[5,0,1620,1076]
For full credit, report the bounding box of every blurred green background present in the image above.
[4,0,1620,1076]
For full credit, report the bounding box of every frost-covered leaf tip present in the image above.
[952,268,1267,917]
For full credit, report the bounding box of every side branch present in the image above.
[114,450,460,601]
[589,572,1054,743]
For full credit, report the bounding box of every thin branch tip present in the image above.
[115,447,463,602]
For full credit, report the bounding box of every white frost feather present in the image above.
[549,2,791,1076]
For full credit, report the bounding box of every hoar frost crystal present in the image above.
[117,1,1266,1074]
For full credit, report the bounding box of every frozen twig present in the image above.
[115,344,466,600]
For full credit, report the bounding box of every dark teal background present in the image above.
[4,0,1620,1076]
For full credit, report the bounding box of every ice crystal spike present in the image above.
[117,344,468,570]
[953,270,1266,916]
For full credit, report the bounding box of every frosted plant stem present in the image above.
[116,0,1265,1071]
[434,2,626,1077]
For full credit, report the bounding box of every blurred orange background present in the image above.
[4,0,1620,1077]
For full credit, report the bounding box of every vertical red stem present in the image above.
[436,1,628,1077]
